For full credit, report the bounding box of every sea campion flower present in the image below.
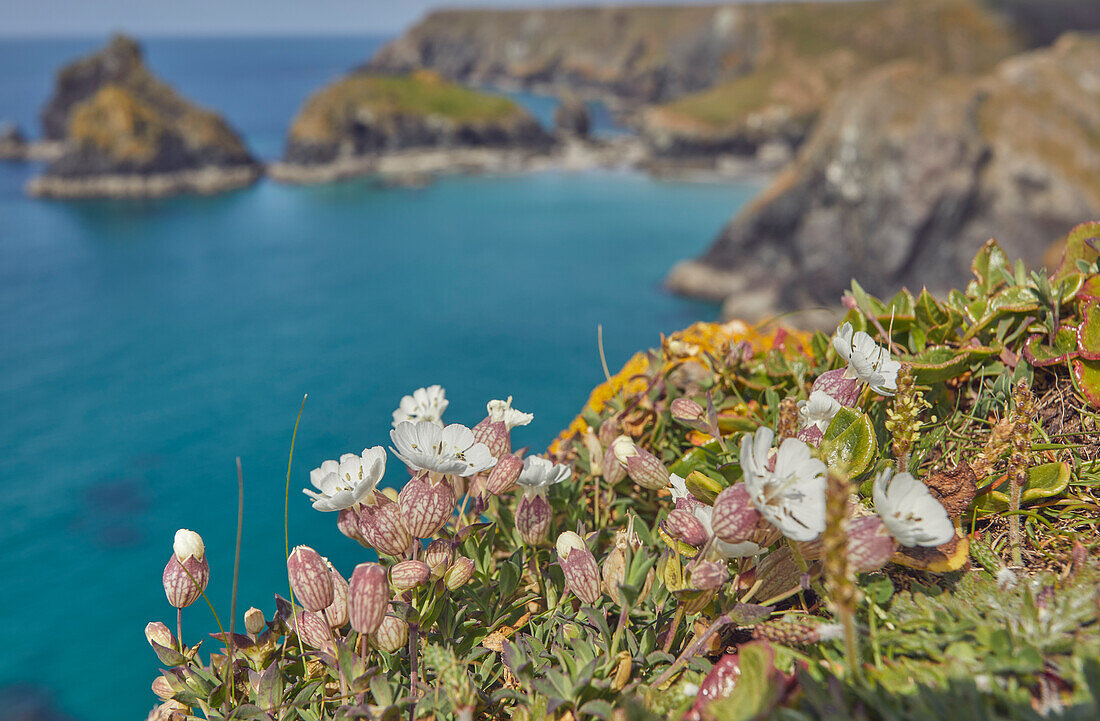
[389,560,431,591]
[244,607,266,636]
[485,453,524,495]
[662,508,708,547]
[287,546,334,612]
[515,455,571,545]
[398,474,456,539]
[833,322,901,396]
[145,621,176,650]
[556,531,602,604]
[303,447,386,511]
[371,612,409,653]
[473,396,533,458]
[444,556,475,590]
[872,468,954,547]
[295,611,333,653]
[798,391,841,435]
[846,515,897,572]
[392,384,448,427]
[390,421,496,477]
[348,563,389,635]
[325,563,349,628]
[424,538,456,576]
[811,368,862,407]
[163,529,210,609]
[668,473,701,512]
[611,436,669,490]
[487,396,534,430]
[358,495,413,556]
[740,427,827,542]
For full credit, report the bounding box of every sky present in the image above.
[1,0,746,37]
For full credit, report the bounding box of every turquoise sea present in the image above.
[0,37,757,720]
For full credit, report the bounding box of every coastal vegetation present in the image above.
[146,226,1100,720]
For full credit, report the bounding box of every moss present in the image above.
[68,85,165,162]
[290,72,526,143]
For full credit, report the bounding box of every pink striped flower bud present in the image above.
[689,560,728,591]
[556,531,601,605]
[162,529,210,609]
[145,621,176,650]
[711,484,763,544]
[398,474,456,539]
[847,515,898,573]
[598,416,621,447]
[662,508,708,547]
[444,556,476,590]
[152,675,174,700]
[370,612,409,653]
[390,560,431,591]
[337,508,368,546]
[613,438,669,490]
[325,564,349,628]
[671,398,708,430]
[294,610,332,653]
[603,452,627,485]
[424,539,455,576]
[348,563,388,635]
[358,495,413,557]
[486,453,524,495]
[581,429,604,475]
[473,418,511,459]
[516,493,552,546]
[811,368,862,407]
[287,546,334,612]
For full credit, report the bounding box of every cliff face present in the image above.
[666,33,1100,317]
[282,71,552,167]
[31,35,259,198]
[641,0,1021,159]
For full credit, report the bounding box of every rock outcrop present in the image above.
[29,35,260,199]
[553,95,590,139]
[641,0,1021,164]
[271,70,553,184]
[666,33,1100,319]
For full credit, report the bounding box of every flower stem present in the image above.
[661,603,684,654]
[408,620,421,721]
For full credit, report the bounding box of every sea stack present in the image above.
[270,70,553,184]
[28,35,260,199]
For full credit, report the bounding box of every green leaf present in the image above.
[820,408,877,476]
[684,469,724,505]
[1078,274,1100,303]
[973,462,1073,512]
[1052,221,1100,282]
[1078,301,1100,360]
[908,345,997,384]
[915,288,949,329]
[1022,327,1079,367]
[579,699,614,719]
[969,239,1010,297]
[1073,356,1100,408]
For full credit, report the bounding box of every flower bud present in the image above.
[173,529,205,561]
[152,675,174,700]
[473,417,510,459]
[444,556,476,590]
[294,610,332,652]
[244,607,266,636]
[661,509,709,547]
[163,552,209,609]
[348,563,388,635]
[598,417,621,447]
[613,437,669,490]
[370,612,408,653]
[337,508,368,546]
[325,564,349,628]
[581,429,604,475]
[603,453,627,485]
[689,561,728,591]
[424,539,456,576]
[390,560,431,591]
[145,621,176,650]
[671,398,707,428]
[287,546,334,612]
[485,453,524,495]
[398,474,456,539]
[847,515,898,573]
[359,496,413,557]
[611,435,637,464]
[711,484,763,544]
[516,493,552,546]
[601,547,626,605]
[812,368,862,407]
[556,531,601,605]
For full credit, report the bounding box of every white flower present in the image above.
[740,427,827,542]
[668,473,691,503]
[392,385,448,427]
[693,505,761,558]
[798,391,841,433]
[303,447,387,511]
[832,322,901,396]
[173,529,205,561]
[611,435,637,463]
[486,396,534,429]
[517,455,571,496]
[389,421,496,477]
[872,468,954,547]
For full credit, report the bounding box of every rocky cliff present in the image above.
[30,35,260,198]
[273,70,553,183]
[666,33,1100,319]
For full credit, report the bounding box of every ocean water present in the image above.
[0,37,757,721]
